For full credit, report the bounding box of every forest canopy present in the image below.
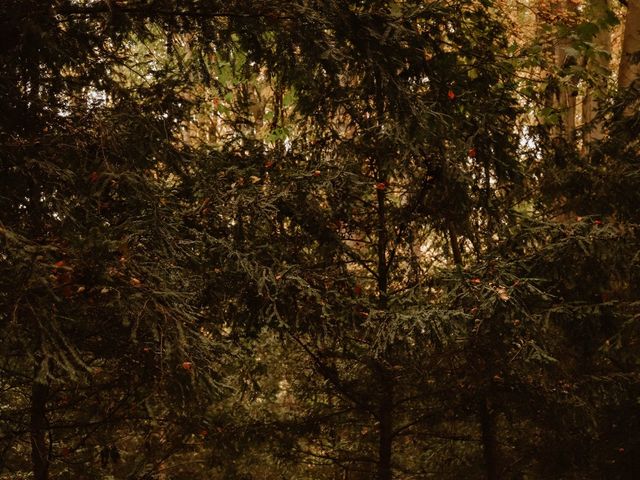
[1,0,640,479]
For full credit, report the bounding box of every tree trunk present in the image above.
[539,0,580,142]
[377,367,393,480]
[448,226,502,478]
[619,0,640,88]
[553,0,579,143]
[582,0,612,144]
[480,397,500,480]
[30,379,49,480]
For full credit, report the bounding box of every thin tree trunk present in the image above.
[375,183,394,480]
[619,0,640,88]
[480,397,500,480]
[30,378,49,480]
[377,367,393,480]
[449,229,501,480]
[374,67,393,479]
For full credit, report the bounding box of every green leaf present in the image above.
[576,22,599,41]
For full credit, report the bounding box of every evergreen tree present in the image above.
[1,1,639,479]
[0,2,223,478]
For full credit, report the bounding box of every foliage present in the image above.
[1,1,639,479]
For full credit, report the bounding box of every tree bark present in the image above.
[538,0,580,142]
[30,379,49,480]
[582,0,612,144]
[553,0,579,142]
[480,397,500,480]
[374,74,393,479]
[377,367,393,480]
[448,227,501,480]
[619,0,640,88]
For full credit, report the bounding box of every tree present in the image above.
[619,0,640,88]
[1,1,640,479]
[0,2,223,478]
[190,1,528,478]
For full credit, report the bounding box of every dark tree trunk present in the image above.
[377,369,393,480]
[30,379,49,480]
[480,397,500,480]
